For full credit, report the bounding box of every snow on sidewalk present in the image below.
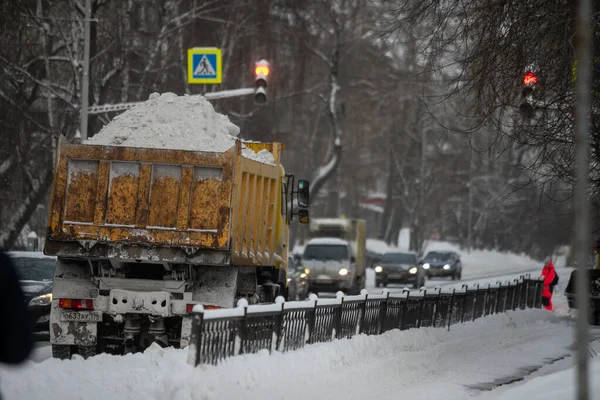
[484,353,600,400]
[0,309,573,400]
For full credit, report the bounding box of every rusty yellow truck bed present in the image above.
[45,137,285,266]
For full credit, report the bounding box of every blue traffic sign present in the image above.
[187,48,222,84]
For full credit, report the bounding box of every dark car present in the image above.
[421,250,462,280]
[287,254,309,301]
[8,251,57,340]
[374,251,425,289]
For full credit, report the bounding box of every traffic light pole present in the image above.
[87,59,270,116]
[80,0,91,140]
[87,88,255,115]
[574,0,592,398]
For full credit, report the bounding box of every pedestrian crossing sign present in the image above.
[187,47,222,84]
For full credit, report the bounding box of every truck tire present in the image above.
[52,345,72,360]
[77,345,97,359]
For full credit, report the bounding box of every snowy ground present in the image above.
[1,246,584,400]
[0,309,582,400]
[484,353,600,400]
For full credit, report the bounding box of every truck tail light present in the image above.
[186,304,220,314]
[59,298,94,310]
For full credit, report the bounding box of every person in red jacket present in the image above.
[540,256,557,311]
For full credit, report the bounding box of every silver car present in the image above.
[302,238,358,294]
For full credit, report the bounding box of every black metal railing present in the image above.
[188,275,544,366]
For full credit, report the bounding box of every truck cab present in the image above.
[301,237,359,294]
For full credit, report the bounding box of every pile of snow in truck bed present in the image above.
[84,92,275,164]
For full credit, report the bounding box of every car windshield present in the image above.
[424,251,453,262]
[382,253,417,264]
[12,257,56,281]
[303,244,348,261]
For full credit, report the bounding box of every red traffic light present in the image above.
[523,71,537,86]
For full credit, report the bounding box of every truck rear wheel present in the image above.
[52,345,72,360]
[77,345,97,359]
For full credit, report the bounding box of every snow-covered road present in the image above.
[362,239,546,295]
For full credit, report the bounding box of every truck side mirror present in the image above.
[297,180,309,208]
[298,209,309,224]
[350,256,356,263]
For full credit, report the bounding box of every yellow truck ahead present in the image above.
[44,136,309,359]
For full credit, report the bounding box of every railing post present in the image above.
[504,281,510,312]
[273,296,285,353]
[495,282,502,314]
[483,283,490,316]
[237,299,249,355]
[448,289,455,331]
[523,277,530,310]
[334,291,344,340]
[187,305,204,367]
[432,287,441,327]
[460,284,468,323]
[400,289,410,330]
[513,279,520,310]
[358,289,368,335]
[535,278,544,308]
[417,288,426,328]
[379,290,390,334]
[307,293,318,345]
[472,284,479,322]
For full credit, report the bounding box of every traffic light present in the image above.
[523,71,537,86]
[254,59,270,105]
[520,71,537,118]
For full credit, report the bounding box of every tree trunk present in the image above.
[1,167,53,250]
[379,149,395,239]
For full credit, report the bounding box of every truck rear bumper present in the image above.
[49,295,195,348]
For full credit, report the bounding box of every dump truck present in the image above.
[299,218,366,294]
[44,136,309,358]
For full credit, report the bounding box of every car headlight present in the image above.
[443,264,450,270]
[409,267,418,274]
[300,273,307,278]
[287,278,291,283]
[423,263,430,270]
[29,293,52,306]
[304,268,311,275]
[375,266,383,273]
[339,268,348,276]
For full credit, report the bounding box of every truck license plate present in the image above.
[60,311,102,323]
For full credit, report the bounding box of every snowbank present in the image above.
[0,310,573,400]
[85,92,274,164]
